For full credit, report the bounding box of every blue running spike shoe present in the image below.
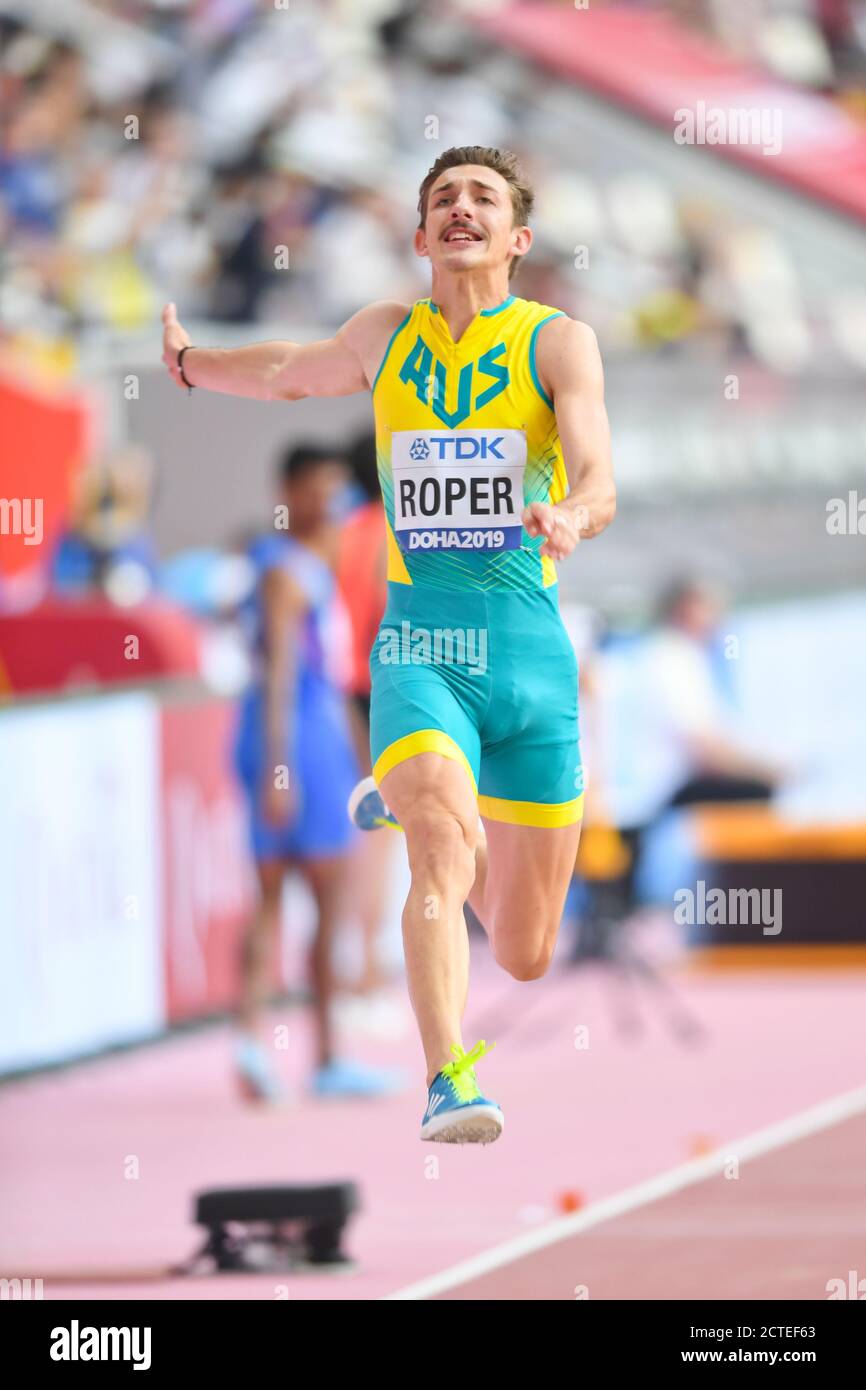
[420,1040,503,1144]
[347,775,401,831]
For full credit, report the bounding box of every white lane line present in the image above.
[384,1083,866,1300]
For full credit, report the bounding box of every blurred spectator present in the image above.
[51,445,158,604]
[635,577,783,812]
[310,185,419,320]
[202,156,269,322]
[232,440,404,1102]
[580,577,787,937]
[336,431,397,1002]
[0,0,863,374]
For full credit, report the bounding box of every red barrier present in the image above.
[0,363,93,601]
[161,699,256,1021]
[0,598,202,697]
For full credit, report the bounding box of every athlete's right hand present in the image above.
[523,500,582,560]
[161,302,192,388]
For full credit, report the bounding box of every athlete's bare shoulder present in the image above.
[535,312,598,351]
[338,299,414,391]
[533,314,602,400]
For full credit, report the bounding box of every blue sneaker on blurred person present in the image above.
[308,1056,407,1099]
[234,1036,291,1104]
[349,774,485,838]
[347,776,401,831]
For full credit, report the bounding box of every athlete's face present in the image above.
[416,165,531,280]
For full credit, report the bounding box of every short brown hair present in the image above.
[417,145,534,282]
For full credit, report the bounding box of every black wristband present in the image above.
[177,345,196,391]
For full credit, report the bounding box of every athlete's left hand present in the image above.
[522,501,584,561]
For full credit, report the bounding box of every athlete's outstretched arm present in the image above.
[524,317,616,560]
[161,300,406,401]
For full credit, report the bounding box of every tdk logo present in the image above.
[412,435,505,462]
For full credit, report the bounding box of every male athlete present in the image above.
[162,145,615,1146]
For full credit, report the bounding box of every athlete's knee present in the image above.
[493,937,555,982]
[403,805,476,900]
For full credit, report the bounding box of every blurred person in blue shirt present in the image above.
[232,440,405,1102]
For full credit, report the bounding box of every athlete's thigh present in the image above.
[380,751,478,840]
[370,585,485,834]
[482,818,582,961]
[478,588,583,829]
[372,672,482,837]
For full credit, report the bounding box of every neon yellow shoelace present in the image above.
[441,1040,495,1101]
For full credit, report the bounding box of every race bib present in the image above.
[391,428,526,552]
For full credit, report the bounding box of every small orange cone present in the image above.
[557,1190,585,1213]
[687,1134,716,1158]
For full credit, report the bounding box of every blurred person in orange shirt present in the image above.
[337,431,388,734]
